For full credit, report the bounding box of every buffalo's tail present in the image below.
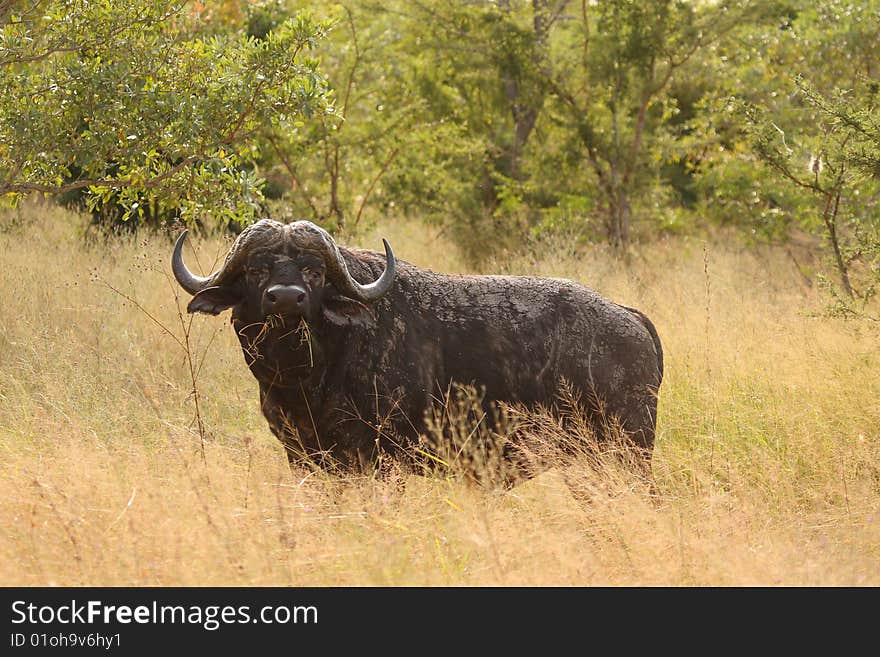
[621,305,664,383]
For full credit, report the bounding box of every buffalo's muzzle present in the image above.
[263,284,308,316]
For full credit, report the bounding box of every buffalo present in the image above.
[171,219,663,483]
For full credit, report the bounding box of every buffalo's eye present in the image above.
[303,269,324,286]
[246,266,269,280]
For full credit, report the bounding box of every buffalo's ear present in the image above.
[187,285,243,315]
[322,295,376,328]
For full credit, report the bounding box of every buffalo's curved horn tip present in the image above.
[358,238,396,302]
[172,230,212,295]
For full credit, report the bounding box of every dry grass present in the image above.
[0,202,878,586]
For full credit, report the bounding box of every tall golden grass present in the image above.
[0,202,878,586]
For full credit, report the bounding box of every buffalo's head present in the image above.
[171,219,396,327]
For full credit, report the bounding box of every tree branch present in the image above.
[0,153,201,196]
[354,145,400,228]
[267,134,321,218]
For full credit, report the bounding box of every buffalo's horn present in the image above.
[172,230,212,295]
[292,221,396,302]
[172,219,286,296]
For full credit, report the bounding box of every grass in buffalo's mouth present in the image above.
[297,317,314,367]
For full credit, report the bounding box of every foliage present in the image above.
[258,1,461,234]
[0,0,332,229]
[742,80,879,300]
[257,0,773,257]
[3,0,880,305]
[730,0,880,306]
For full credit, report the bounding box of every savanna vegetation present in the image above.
[1,0,879,585]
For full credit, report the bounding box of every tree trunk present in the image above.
[329,142,345,230]
[823,191,853,298]
[498,0,554,180]
[608,188,631,250]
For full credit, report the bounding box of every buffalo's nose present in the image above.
[263,284,307,316]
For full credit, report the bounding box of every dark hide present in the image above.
[227,247,663,480]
